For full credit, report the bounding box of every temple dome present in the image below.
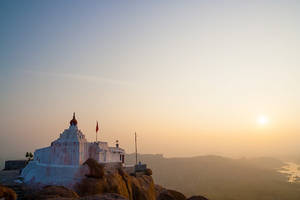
[70,112,78,126]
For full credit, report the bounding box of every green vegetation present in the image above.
[25,152,33,162]
[126,154,300,200]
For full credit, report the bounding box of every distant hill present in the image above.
[126,154,300,200]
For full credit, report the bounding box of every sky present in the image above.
[1,0,300,159]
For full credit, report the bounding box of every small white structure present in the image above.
[21,113,125,188]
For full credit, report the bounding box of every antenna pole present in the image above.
[96,121,99,143]
[135,132,137,165]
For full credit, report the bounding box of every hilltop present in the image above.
[0,158,208,200]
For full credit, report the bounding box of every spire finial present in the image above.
[70,112,78,126]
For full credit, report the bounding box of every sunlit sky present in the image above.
[1,1,300,159]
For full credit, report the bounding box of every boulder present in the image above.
[76,172,156,200]
[154,184,165,198]
[79,193,128,200]
[75,160,155,200]
[0,184,17,200]
[32,185,79,200]
[83,159,105,179]
[130,175,156,200]
[75,177,108,197]
[187,196,209,200]
[157,189,186,200]
[36,198,74,200]
[144,168,152,176]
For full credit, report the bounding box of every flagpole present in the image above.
[96,121,98,142]
[135,132,137,165]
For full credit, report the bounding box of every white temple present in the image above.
[21,113,125,188]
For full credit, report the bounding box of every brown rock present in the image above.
[154,184,165,198]
[75,171,131,198]
[83,159,105,179]
[130,175,156,200]
[187,196,209,200]
[0,184,17,200]
[32,185,79,200]
[144,168,152,176]
[75,159,156,200]
[75,177,108,197]
[79,193,128,200]
[37,198,74,200]
[105,172,131,198]
[157,189,186,200]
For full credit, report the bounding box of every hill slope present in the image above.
[126,154,300,200]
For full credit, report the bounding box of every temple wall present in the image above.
[35,147,51,164]
[50,142,80,165]
[107,151,122,162]
[99,151,107,162]
[21,161,89,188]
[79,142,89,165]
[34,142,125,165]
[88,143,100,162]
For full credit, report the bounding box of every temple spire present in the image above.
[70,112,78,126]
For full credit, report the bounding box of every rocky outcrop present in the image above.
[0,184,17,200]
[75,165,156,200]
[31,193,128,200]
[79,193,128,200]
[155,185,208,200]
[144,168,153,176]
[83,159,105,179]
[27,185,79,200]
[156,188,186,200]
[187,196,209,200]
[74,160,209,200]
[4,158,209,200]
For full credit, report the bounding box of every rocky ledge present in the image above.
[0,159,208,200]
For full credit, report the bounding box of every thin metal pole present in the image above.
[135,132,137,165]
[96,121,98,142]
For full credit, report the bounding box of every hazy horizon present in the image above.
[1,1,300,160]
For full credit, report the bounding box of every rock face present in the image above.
[187,196,209,200]
[154,185,209,200]
[75,161,156,200]
[79,193,128,200]
[26,185,79,200]
[83,159,105,179]
[0,184,17,200]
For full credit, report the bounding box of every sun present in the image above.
[257,115,269,125]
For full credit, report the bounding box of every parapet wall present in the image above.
[4,160,27,170]
[21,161,89,189]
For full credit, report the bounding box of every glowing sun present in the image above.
[257,115,269,125]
